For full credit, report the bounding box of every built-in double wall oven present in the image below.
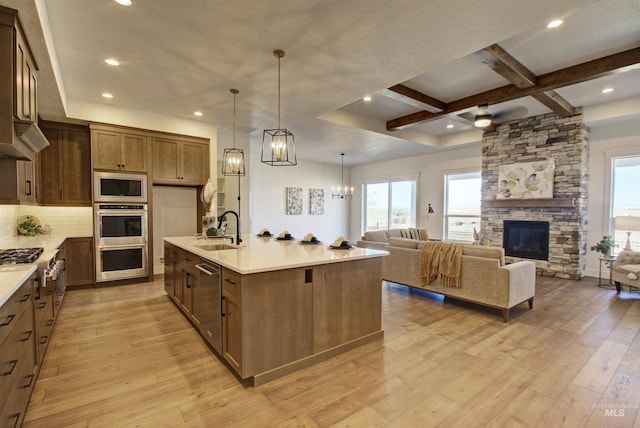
[94,172,149,282]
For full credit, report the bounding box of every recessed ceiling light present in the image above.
[446,121,454,129]
[114,0,132,6]
[194,111,203,117]
[602,88,614,94]
[102,92,114,99]
[363,95,372,102]
[105,58,119,66]
[547,19,563,29]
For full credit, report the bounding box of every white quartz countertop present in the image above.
[0,233,92,307]
[0,264,37,306]
[165,234,388,274]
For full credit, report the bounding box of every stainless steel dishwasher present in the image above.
[195,259,222,354]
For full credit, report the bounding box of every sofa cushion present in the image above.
[617,264,640,274]
[388,237,419,249]
[364,230,389,243]
[386,229,403,239]
[462,245,505,266]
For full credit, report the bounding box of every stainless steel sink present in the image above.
[194,243,238,251]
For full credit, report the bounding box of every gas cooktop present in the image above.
[0,247,44,265]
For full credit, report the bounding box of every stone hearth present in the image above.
[481,109,589,279]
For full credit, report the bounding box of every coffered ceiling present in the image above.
[3,0,640,165]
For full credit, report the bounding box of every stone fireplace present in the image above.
[481,109,589,279]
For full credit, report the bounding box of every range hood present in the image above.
[0,119,50,161]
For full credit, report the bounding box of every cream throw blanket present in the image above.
[420,241,464,288]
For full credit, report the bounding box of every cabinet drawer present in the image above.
[0,280,31,347]
[222,268,242,298]
[36,316,54,366]
[0,342,35,428]
[0,308,34,405]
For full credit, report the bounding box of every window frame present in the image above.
[362,177,418,234]
[444,170,481,242]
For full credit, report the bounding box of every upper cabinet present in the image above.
[0,6,49,161]
[152,136,209,186]
[14,22,37,123]
[39,121,92,206]
[90,124,148,173]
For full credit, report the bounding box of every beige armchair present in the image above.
[612,250,640,293]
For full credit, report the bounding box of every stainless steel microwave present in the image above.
[94,171,148,203]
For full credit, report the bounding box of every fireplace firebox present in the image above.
[503,220,549,261]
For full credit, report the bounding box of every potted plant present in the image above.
[590,235,616,258]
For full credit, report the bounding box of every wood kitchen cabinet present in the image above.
[152,136,209,185]
[0,272,36,428]
[163,243,178,302]
[221,268,243,374]
[0,158,37,205]
[39,121,91,206]
[179,250,200,327]
[14,19,37,123]
[90,124,148,172]
[221,266,313,379]
[64,237,94,288]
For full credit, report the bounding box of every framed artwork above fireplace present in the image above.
[497,160,555,200]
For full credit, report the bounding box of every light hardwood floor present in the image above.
[23,275,640,427]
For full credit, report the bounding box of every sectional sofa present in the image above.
[376,237,536,321]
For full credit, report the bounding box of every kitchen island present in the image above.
[164,234,388,385]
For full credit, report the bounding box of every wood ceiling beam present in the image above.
[378,84,446,112]
[387,46,640,131]
[473,43,574,117]
[531,91,575,117]
[472,44,537,89]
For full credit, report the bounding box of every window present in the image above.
[611,156,640,252]
[364,180,417,232]
[445,171,481,241]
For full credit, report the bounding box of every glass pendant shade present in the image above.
[261,49,297,166]
[261,128,296,166]
[222,147,245,176]
[222,88,245,176]
[332,153,353,199]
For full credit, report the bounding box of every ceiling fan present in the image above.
[469,104,529,128]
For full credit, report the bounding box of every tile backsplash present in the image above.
[0,205,92,239]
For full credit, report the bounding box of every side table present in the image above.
[598,257,616,288]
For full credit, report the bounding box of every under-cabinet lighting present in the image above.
[115,0,132,6]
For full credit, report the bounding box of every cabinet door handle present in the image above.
[21,330,33,342]
[1,314,15,327]
[8,412,20,428]
[3,359,18,376]
[37,302,47,309]
[39,335,49,345]
[19,293,30,302]
[26,180,32,195]
[22,373,35,389]
[224,279,236,285]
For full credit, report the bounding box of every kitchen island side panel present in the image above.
[312,258,382,353]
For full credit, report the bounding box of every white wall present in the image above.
[349,145,481,243]
[250,157,349,244]
[152,186,198,274]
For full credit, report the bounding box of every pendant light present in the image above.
[261,49,297,166]
[222,88,245,176]
[332,153,353,199]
